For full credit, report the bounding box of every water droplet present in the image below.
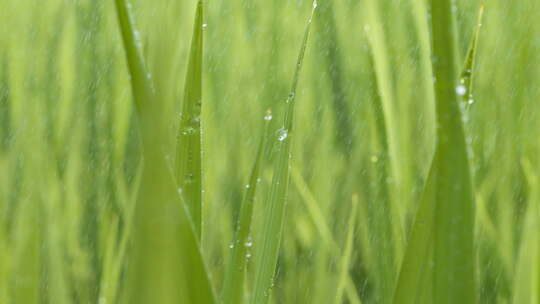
[246,252,252,259]
[181,126,196,135]
[256,178,262,183]
[245,240,253,247]
[364,24,371,33]
[456,84,467,96]
[177,188,183,194]
[229,243,234,249]
[278,129,288,141]
[202,23,208,28]
[467,98,475,105]
[245,184,251,189]
[370,155,378,163]
[264,113,273,121]
[185,173,195,183]
[313,0,318,9]
[134,30,142,47]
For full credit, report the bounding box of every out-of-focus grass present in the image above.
[1,0,539,303]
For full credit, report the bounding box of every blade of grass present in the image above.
[113,0,154,114]
[459,5,485,110]
[334,194,358,304]
[250,3,317,303]
[175,0,204,238]
[431,0,476,303]
[394,3,482,303]
[221,110,272,304]
[364,2,406,299]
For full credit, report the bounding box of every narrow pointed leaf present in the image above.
[250,3,317,304]
[431,1,476,303]
[395,2,480,303]
[114,0,154,113]
[221,110,272,304]
[459,5,485,109]
[175,0,204,238]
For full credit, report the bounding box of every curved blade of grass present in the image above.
[114,1,216,303]
[334,195,358,304]
[250,3,317,304]
[431,0,476,303]
[175,0,204,238]
[459,5,485,110]
[221,110,272,304]
[114,0,154,113]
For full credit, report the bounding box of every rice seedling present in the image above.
[1,0,539,303]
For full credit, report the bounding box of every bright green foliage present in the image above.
[250,3,317,303]
[221,110,271,304]
[175,0,204,238]
[114,0,215,303]
[431,0,476,303]
[394,4,485,304]
[1,0,540,303]
[460,5,485,109]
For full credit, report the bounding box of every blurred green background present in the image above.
[0,0,539,303]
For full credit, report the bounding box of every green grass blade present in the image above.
[221,110,272,304]
[459,5,485,109]
[250,3,317,304]
[430,0,476,303]
[175,0,204,238]
[113,0,154,113]
[334,195,358,304]
[393,153,438,304]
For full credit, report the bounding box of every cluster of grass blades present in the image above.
[4,0,540,303]
[115,0,318,303]
[114,0,215,303]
